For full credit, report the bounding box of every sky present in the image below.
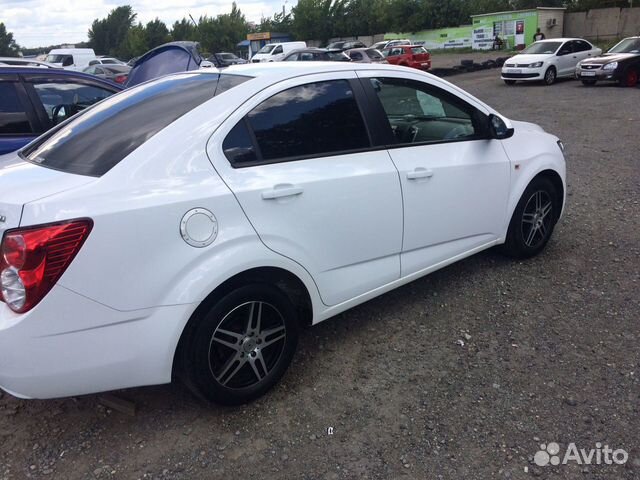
[2,0,293,48]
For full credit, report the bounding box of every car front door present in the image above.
[207,72,403,306]
[556,41,577,76]
[358,71,511,276]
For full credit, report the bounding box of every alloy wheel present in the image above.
[520,190,554,248]
[544,68,556,85]
[208,301,287,389]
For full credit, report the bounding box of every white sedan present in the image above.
[0,63,566,405]
[502,38,601,85]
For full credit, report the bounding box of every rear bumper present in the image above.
[410,61,431,71]
[0,285,195,399]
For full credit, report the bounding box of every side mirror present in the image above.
[488,113,514,139]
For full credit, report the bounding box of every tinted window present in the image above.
[349,51,363,61]
[0,82,32,134]
[273,45,283,54]
[241,80,369,163]
[366,49,383,60]
[32,82,113,126]
[284,53,298,61]
[22,73,251,176]
[370,78,482,144]
[223,120,258,165]
[574,40,591,52]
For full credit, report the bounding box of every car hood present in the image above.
[505,54,553,65]
[0,154,95,232]
[581,52,639,64]
[512,120,545,134]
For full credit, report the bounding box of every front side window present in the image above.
[224,80,370,166]
[22,73,251,176]
[369,78,484,144]
[32,81,113,126]
[273,45,283,55]
[0,82,32,135]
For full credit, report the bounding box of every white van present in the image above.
[45,48,97,71]
[251,42,307,63]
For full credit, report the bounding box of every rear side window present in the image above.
[0,82,32,135]
[223,80,370,166]
[32,81,113,126]
[366,49,383,60]
[22,73,250,176]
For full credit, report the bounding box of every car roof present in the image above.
[0,66,124,88]
[225,61,422,78]
[535,38,587,42]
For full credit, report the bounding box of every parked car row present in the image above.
[501,36,640,87]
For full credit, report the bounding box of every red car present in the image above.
[382,45,431,71]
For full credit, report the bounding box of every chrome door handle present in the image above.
[262,185,304,200]
[406,168,434,180]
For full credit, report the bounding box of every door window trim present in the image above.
[0,77,42,136]
[358,76,492,150]
[224,78,376,168]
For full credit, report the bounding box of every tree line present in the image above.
[0,0,634,59]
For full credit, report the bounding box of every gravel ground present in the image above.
[1,69,639,480]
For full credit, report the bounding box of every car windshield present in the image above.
[371,42,386,50]
[45,54,72,63]
[522,42,562,54]
[21,73,250,177]
[257,45,275,54]
[220,53,235,59]
[608,38,640,54]
[366,49,384,60]
[326,42,344,49]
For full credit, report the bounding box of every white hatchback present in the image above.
[501,38,601,85]
[0,63,566,405]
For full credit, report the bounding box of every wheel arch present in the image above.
[172,266,314,378]
[504,166,566,240]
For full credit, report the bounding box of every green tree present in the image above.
[121,23,148,59]
[88,5,137,56]
[0,23,20,56]
[171,18,197,41]
[146,18,170,49]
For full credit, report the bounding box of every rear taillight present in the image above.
[0,219,92,313]
[114,75,127,84]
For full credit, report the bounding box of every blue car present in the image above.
[0,67,123,155]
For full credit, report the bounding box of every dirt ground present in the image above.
[1,68,639,480]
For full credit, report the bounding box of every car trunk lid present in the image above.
[0,154,95,235]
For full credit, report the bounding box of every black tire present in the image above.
[501,177,559,259]
[504,80,516,85]
[581,79,597,86]
[182,284,299,405]
[543,66,556,85]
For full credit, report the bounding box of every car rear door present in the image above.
[207,71,403,306]
[357,70,511,276]
[0,74,41,155]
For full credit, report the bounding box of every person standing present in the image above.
[533,28,546,42]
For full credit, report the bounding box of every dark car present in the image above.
[209,52,247,67]
[577,36,640,87]
[382,45,431,71]
[126,41,214,87]
[326,40,367,51]
[83,64,131,85]
[0,67,122,155]
[283,48,351,62]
